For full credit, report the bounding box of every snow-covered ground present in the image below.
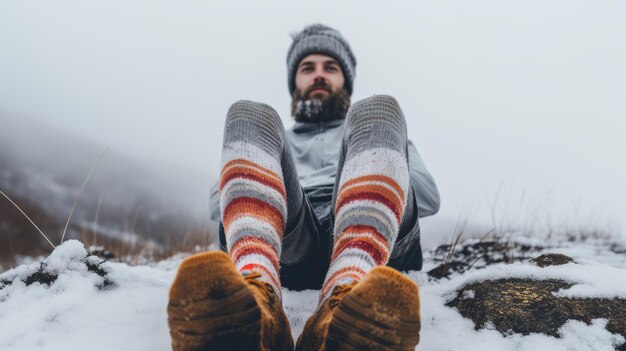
[1,239,625,351]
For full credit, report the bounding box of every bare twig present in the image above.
[93,193,104,246]
[465,228,497,271]
[480,228,496,243]
[60,146,110,244]
[0,189,56,249]
[441,211,465,277]
[444,214,462,264]
[130,206,140,235]
[490,181,503,234]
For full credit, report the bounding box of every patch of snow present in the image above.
[0,241,175,350]
[450,257,626,300]
[559,319,625,351]
[1,240,624,350]
[462,289,475,299]
[283,289,319,339]
[44,240,88,272]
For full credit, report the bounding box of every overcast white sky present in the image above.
[1,0,625,246]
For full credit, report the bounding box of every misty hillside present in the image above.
[0,113,216,268]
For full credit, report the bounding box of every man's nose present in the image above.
[313,76,327,85]
[313,66,328,80]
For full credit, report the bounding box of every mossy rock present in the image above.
[447,278,626,350]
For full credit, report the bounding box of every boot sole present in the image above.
[325,292,420,351]
[169,283,264,350]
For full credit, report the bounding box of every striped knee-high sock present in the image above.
[219,101,287,298]
[320,95,410,302]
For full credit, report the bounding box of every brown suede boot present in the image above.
[296,266,421,351]
[167,251,294,351]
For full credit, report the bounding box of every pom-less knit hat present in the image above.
[287,24,357,96]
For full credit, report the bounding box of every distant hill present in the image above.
[0,113,216,268]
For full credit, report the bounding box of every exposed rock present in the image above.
[428,261,469,279]
[428,240,544,279]
[530,253,574,267]
[611,244,626,255]
[447,278,626,350]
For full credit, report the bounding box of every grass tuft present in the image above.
[60,147,110,244]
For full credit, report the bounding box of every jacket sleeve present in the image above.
[209,181,221,223]
[407,139,440,217]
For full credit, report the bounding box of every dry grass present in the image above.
[60,147,109,244]
[77,219,216,265]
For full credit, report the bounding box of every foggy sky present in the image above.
[1,0,625,247]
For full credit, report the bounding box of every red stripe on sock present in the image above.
[231,245,280,274]
[337,183,404,216]
[221,159,282,182]
[336,192,402,223]
[332,225,388,256]
[340,175,405,202]
[331,237,386,265]
[220,169,286,201]
[223,197,285,234]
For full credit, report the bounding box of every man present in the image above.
[168,24,440,350]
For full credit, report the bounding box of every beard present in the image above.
[291,82,351,122]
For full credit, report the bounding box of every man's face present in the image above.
[291,54,350,122]
[294,54,345,99]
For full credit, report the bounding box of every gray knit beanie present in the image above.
[287,24,357,96]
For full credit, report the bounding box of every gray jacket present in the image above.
[209,119,440,223]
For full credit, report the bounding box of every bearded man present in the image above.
[167,24,440,351]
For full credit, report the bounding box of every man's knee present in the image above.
[223,100,286,150]
[225,100,284,131]
[353,94,401,110]
[344,94,408,145]
[346,94,406,129]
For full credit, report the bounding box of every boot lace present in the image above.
[244,271,263,282]
[328,281,358,309]
[244,272,269,290]
[243,272,278,305]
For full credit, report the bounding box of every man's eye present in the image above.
[301,66,313,73]
[326,66,338,72]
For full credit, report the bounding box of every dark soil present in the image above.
[24,265,58,286]
[84,259,116,289]
[0,279,11,291]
